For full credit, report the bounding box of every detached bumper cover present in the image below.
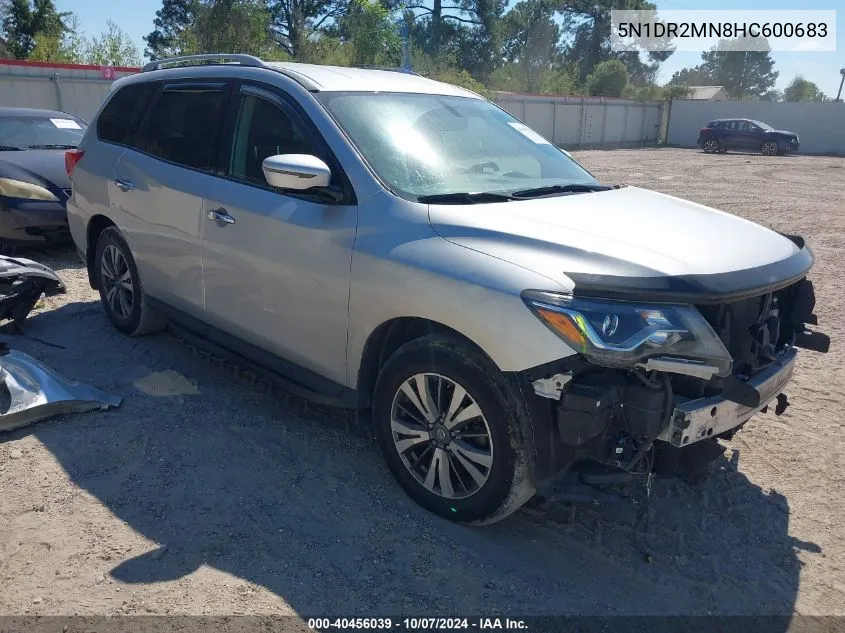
[658,347,798,447]
[0,347,122,433]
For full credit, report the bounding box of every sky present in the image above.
[56,0,845,97]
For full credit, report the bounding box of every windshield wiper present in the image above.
[27,144,78,150]
[417,192,514,205]
[510,183,612,199]
[0,145,24,151]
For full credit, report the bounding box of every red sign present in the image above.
[100,65,116,79]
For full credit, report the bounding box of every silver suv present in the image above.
[66,54,828,524]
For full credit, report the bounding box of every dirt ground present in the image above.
[1,148,843,623]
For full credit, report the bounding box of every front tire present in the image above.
[761,141,779,156]
[95,227,165,336]
[373,334,535,524]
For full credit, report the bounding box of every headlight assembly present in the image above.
[0,178,59,201]
[522,290,733,377]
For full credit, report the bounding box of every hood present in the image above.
[429,186,811,302]
[767,129,796,137]
[0,150,71,194]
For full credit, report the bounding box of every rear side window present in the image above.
[144,86,225,171]
[97,83,157,148]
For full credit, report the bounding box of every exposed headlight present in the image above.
[522,290,733,377]
[0,178,59,201]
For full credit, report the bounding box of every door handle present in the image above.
[115,178,135,192]
[207,208,236,226]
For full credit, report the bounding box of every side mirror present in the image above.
[262,154,331,191]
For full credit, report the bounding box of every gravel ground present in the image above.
[1,148,843,623]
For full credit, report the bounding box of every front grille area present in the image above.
[61,188,72,199]
[697,279,813,378]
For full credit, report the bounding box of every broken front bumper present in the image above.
[1,348,122,433]
[658,346,798,448]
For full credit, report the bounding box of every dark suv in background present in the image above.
[698,119,800,156]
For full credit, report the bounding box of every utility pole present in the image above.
[400,10,414,71]
[837,68,845,103]
[400,22,410,70]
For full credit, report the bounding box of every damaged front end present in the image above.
[516,243,829,489]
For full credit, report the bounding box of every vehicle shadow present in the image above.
[4,302,812,620]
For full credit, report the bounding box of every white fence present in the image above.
[492,92,665,149]
[0,60,137,123]
[666,99,845,155]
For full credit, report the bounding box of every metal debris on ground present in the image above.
[0,255,66,329]
[0,344,121,433]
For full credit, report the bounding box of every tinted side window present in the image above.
[229,93,320,185]
[97,82,157,148]
[144,87,225,170]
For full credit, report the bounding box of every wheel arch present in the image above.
[86,214,116,290]
[355,317,495,413]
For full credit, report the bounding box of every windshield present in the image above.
[316,92,599,201]
[750,120,774,131]
[0,114,87,150]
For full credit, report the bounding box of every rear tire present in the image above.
[94,227,165,336]
[703,139,721,154]
[372,333,534,524]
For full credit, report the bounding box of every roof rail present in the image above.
[354,65,421,76]
[141,53,264,73]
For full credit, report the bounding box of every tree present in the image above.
[411,48,488,96]
[760,89,782,102]
[180,0,276,57]
[336,0,400,67]
[697,39,778,99]
[86,19,142,66]
[499,0,561,92]
[668,39,778,99]
[267,0,351,57]
[144,0,197,59]
[402,0,505,82]
[585,59,627,96]
[28,12,84,62]
[783,75,826,102]
[559,0,670,85]
[663,84,690,99]
[668,66,712,86]
[1,0,68,58]
[623,83,688,101]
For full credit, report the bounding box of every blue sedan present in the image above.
[0,107,88,251]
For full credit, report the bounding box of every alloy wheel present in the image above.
[100,244,134,320]
[762,141,778,156]
[704,139,719,153]
[390,373,494,500]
